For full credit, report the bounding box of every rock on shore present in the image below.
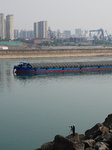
[35,114,112,150]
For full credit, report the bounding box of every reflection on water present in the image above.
[0,63,13,94]
[14,70,112,81]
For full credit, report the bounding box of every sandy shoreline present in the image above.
[1,48,112,59]
[0,53,112,59]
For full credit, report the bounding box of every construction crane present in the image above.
[89,28,105,40]
[105,30,112,41]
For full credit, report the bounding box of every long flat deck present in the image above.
[29,61,112,69]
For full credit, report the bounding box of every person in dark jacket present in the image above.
[70,125,75,136]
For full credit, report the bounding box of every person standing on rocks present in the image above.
[70,125,75,137]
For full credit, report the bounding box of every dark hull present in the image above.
[14,67,112,74]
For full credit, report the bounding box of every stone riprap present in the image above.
[36,114,112,150]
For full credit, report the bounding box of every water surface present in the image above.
[0,57,112,150]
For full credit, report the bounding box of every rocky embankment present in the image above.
[36,114,112,150]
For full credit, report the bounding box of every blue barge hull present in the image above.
[13,61,112,74]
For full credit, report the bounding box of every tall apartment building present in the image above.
[38,21,47,39]
[27,30,34,39]
[6,14,14,40]
[14,29,19,39]
[34,21,47,39]
[0,13,6,39]
[34,22,38,38]
[75,28,82,36]
[63,30,71,38]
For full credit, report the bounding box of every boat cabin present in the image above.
[18,62,32,68]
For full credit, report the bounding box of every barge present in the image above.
[13,61,112,74]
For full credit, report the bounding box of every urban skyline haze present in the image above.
[1,0,112,34]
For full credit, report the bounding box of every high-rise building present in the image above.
[0,13,6,39]
[27,30,34,39]
[34,22,38,38]
[14,29,34,39]
[14,29,19,39]
[34,21,47,39]
[75,28,82,36]
[63,30,71,38]
[19,29,27,38]
[6,14,14,40]
[38,21,47,39]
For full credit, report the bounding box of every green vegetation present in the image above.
[92,39,112,46]
[36,39,112,47]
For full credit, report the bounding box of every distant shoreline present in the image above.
[1,48,112,59]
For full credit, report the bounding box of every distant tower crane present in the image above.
[105,30,111,41]
[89,28,104,40]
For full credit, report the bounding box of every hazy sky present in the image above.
[1,0,112,34]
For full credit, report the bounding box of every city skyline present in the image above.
[0,13,110,40]
[1,0,112,34]
[1,13,90,40]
